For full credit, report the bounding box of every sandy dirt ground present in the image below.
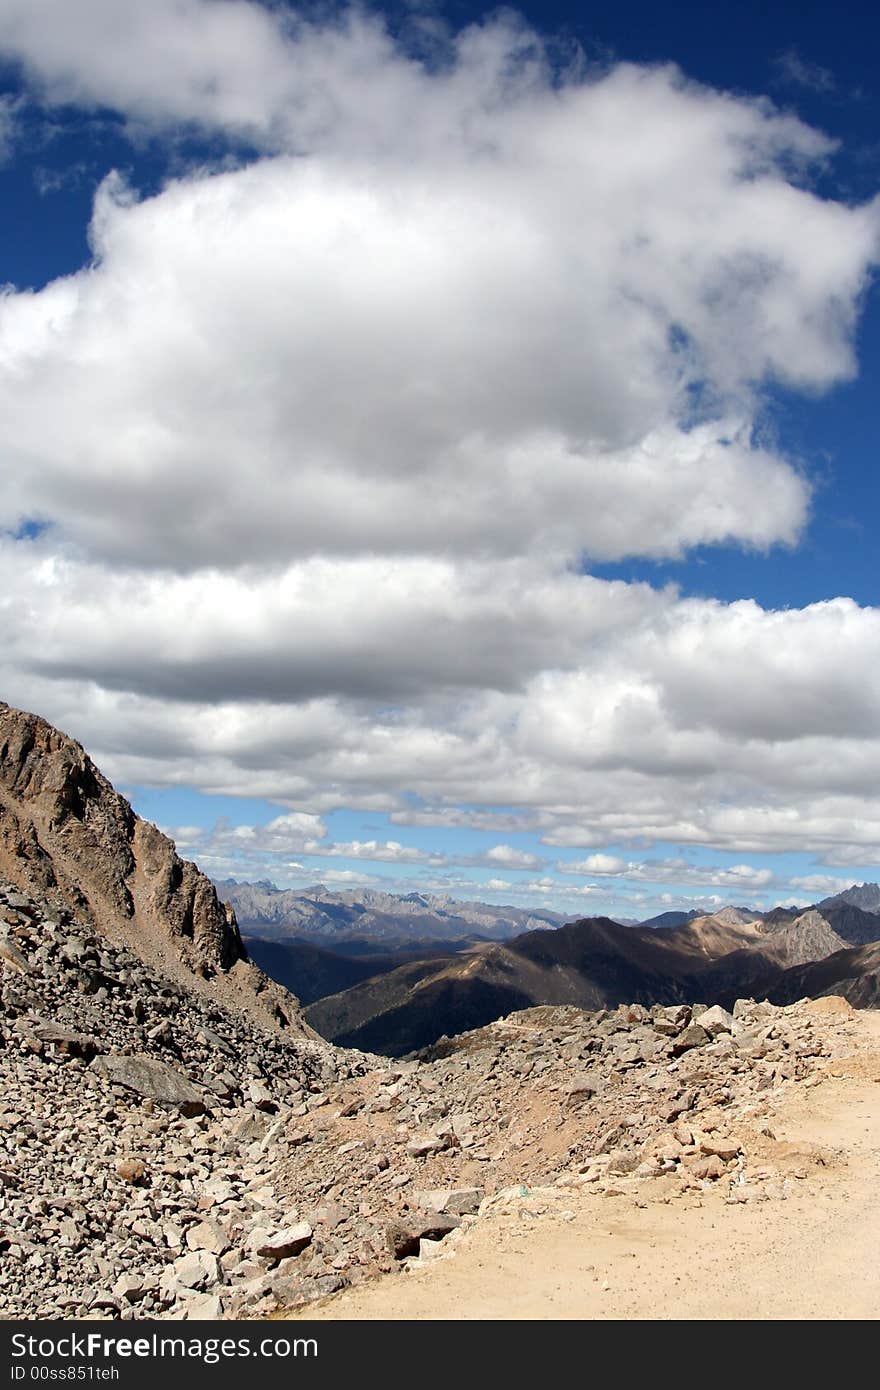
[285,1005,880,1320]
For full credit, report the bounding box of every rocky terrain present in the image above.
[290,1002,880,1321]
[819,882,880,914]
[0,879,379,1318]
[0,875,865,1321]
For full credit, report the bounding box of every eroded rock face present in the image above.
[0,703,304,1031]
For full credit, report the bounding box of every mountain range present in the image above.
[302,894,880,1055]
[4,698,879,1061]
[217,878,568,943]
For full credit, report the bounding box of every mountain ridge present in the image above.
[217,877,569,945]
[0,702,307,1032]
[305,902,880,1055]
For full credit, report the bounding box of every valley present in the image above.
[230,882,880,1057]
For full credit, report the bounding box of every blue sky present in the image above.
[1,1,879,920]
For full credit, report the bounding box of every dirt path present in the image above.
[285,1008,880,1320]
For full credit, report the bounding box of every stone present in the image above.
[698,1005,736,1037]
[656,1004,691,1032]
[699,1136,741,1161]
[186,1219,230,1256]
[664,1091,695,1122]
[182,1292,224,1320]
[112,1274,145,1305]
[27,1022,95,1058]
[248,1080,276,1113]
[89,1293,121,1313]
[91,1055,207,1116]
[689,1154,726,1181]
[386,1216,459,1260]
[405,1134,446,1157]
[115,1159,148,1186]
[450,1113,473,1140]
[671,1024,710,1056]
[0,936,29,973]
[565,1074,600,1104]
[255,1223,313,1261]
[170,1249,222,1290]
[414,1187,484,1217]
[607,1149,642,1175]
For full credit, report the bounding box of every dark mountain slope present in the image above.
[819,904,880,945]
[767,940,880,1009]
[304,902,880,1056]
[305,913,767,1055]
[242,936,463,1006]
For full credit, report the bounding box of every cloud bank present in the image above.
[0,3,879,868]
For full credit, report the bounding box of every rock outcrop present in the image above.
[0,702,305,1031]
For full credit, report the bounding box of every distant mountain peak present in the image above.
[218,878,570,946]
[818,882,880,914]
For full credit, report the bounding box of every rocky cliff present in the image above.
[0,702,307,1032]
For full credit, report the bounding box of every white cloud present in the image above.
[0,95,19,161]
[6,582,880,863]
[484,844,544,869]
[776,49,837,96]
[318,869,382,886]
[563,853,627,875]
[158,823,208,851]
[789,874,854,896]
[0,6,878,872]
[306,839,443,865]
[0,547,666,700]
[557,854,774,889]
[204,810,326,853]
[2,23,875,575]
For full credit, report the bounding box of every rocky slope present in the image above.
[0,873,861,1320]
[242,937,458,1007]
[817,903,880,945]
[0,879,375,1318]
[0,703,303,1031]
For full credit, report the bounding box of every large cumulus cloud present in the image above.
[0,3,878,869]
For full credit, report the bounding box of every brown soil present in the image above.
[285,1006,880,1320]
